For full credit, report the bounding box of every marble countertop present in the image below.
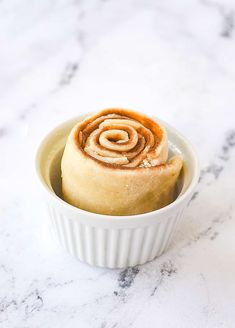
[1,0,235,327]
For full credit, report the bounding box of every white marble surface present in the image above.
[1,0,235,327]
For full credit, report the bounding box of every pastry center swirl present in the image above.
[77,113,165,168]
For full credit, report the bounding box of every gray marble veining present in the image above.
[1,0,235,327]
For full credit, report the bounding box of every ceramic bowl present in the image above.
[35,114,199,268]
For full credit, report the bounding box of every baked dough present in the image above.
[61,108,183,215]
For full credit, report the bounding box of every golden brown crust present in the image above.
[73,108,167,170]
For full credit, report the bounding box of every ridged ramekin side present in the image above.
[46,202,185,268]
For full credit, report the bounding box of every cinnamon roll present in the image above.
[61,108,183,215]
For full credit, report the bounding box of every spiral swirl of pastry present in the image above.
[74,109,168,168]
[62,108,183,215]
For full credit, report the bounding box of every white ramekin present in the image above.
[35,114,199,269]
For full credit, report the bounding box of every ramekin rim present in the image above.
[35,113,200,221]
